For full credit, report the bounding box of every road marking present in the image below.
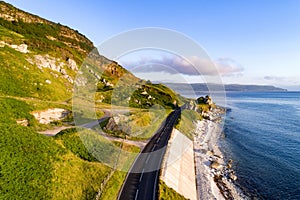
[156,137,161,143]
[146,155,151,164]
[151,144,156,151]
[139,170,144,182]
[135,189,139,200]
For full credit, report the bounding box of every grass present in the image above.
[0,97,37,125]
[100,171,127,200]
[129,108,171,140]
[54,128,98,162]
[0,24,24,43]
[0,96,75,131]
[175,109,202,140]
[23,98,70,111]
[0,108,128,200]
[128,83,178,109]
[55,128,121,167]
[0,45,71,101]
[100,142,140,200]
[51,152,111,200]
[53,128,143,199]
[0,124,65,199]
[99,107,171,140]
[158,180,187,200]
[112,141,140,171]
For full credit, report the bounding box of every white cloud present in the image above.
[120,56,244,77]
[214,58,244,76]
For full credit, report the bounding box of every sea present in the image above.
[184,91,300,199]
[221,92,300,200]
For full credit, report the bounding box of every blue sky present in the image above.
[5,0,300,90]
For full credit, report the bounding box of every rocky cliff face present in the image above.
[0,1,93,54]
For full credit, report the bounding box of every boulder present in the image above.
[229,173,237,181]
[67,58,78,70]
[32,108,70,124]
[211,161,222,170]
[16,119,29,126]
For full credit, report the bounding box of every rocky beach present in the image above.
[194,108,248,200]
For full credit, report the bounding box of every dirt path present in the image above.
[39,126,72,136]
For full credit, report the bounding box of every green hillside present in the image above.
[0,1,181,107]
[0,1,187,199]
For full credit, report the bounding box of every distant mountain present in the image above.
[164,83,288,92]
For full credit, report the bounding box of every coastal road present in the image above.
[118,108,181,200]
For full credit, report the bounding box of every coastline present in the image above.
[194,108,248,200]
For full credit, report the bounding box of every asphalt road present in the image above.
[80,109,111,129]
[118,108,181,200]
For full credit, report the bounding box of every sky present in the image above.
[4,0,300,90]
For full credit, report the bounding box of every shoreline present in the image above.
[194,108,248,200]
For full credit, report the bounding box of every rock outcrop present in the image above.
[0,1,94,54]
[32,108,70,124]
[16,119,29,126]
[0,41,29,53]
[27,54,77,83]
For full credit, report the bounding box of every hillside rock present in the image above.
[197,95,213,105]
[0,41,29,53]
[105,117,119,132]
[32,108,70,124]
[67,58,78,71]
[16,119,29,126]
[0,1,94,54]
[27,54,74,83]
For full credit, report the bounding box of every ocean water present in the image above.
[219,92,300,199]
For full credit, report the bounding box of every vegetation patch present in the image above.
[100,142,140,200]
[158,180,187,200]
[175,109,202,140]
[0,124,65,199]
[100,171,127,200]
[0,97,36,125]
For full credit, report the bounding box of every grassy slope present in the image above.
[100,142,140,200]
[0,104,140,200]
[0,45,71,100]
[0,99,110,200]
[158,180,188,200]
[175,109,202,140]
[0,97,35,124]
[0,124,64,199]
[52,128,114,199]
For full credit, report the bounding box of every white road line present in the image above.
[151,144,156,151]
[135,189,139,200]
[157,137,161,143]
[146,155,151,164]
[139,170,144,182]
